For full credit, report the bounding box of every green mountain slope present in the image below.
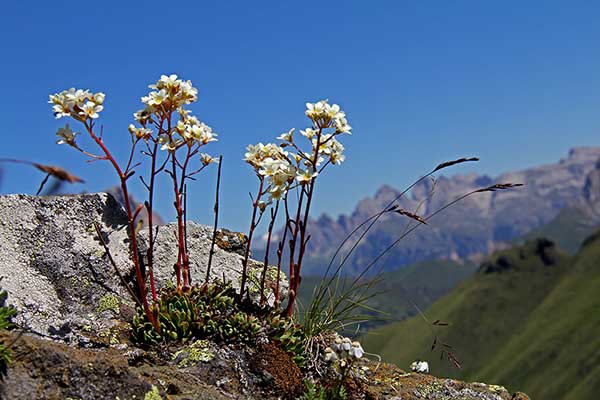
[361,236,600,399]
[297,259,477,329]
[520,206,600,254]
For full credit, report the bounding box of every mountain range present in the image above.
[267,147,600,276]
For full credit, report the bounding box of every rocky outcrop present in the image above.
[0,193,529,400]
[0,193,285,345]
[0,330,529,400]
[272,147,600,275]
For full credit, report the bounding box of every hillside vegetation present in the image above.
[361,235,600,400]
[297,259,477,331]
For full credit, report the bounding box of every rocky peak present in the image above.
[295,147,600,276]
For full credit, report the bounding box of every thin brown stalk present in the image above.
[206,155,223,285]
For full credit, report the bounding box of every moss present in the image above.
[97,294,120,314]
[172,340,214,367]
[144,385,162,400]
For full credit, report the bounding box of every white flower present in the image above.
[187,122,217,145]
[178,80,198,104]
[142,89,168,106]
[49,89,75,119]
[78,100,103,119]
[410,361,429,373]
[323,347,338,363]
[296,168,318,183]
[159,135,184,152]
[93,92,106,105]
[157,74,179,88]
[244,142,287,169]
[128,124,152,140]
[332,336,343,352]
[325,103,345,120]
[300,128,317,139]
[200,153,219,166]
[65,89,92,106]
[334,116,352,134]
[268,185,285,201]
[133,108,153,123]
[146,74,198,107]
[305,100,327,120]
[56,124,79,146]
[341,337,352,352]
[349,341,364,359]
[277,128,294,142]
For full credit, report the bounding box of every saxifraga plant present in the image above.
[241,100,352,316]
[132,281,307,365]
[49,74,219,330]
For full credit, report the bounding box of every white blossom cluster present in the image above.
[134,74,217,153]
[50,74,219,165]
[244,142,295,201]
[49,88,105,121]
[410,360,429,373]
[322,335,364,363]
[49,89,105,146]
[245,100,351,202]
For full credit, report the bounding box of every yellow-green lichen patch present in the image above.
[242,262,282,296]
[97,294,120,314]
[144,385,162,400]
[488,384,508,392]
[172,340,214,367]
[98,326,120,345]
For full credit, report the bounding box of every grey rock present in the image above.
[0,193,287,345]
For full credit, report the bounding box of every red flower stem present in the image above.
[260,201,279,305]
[240,176,265,298]
[83,122,157,330]
[178,145,193,287]
[170,150,187,289]
[283,188,305,316]
[284,127,322,317]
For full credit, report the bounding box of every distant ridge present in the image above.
[262,147,600,276]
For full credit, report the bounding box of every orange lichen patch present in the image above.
[214,229,247,254]
[250,342,303,399]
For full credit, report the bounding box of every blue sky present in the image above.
[1,1,599,232]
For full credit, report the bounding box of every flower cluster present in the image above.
[244,100,351,203]
[49,89,105,146]
[305,100,352,134]
[129,74,217,153]
[49,88,105,121]
[410,360,429,373]
[244,142,295,201]
[323,335,365,363]
[141,74,198,112]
